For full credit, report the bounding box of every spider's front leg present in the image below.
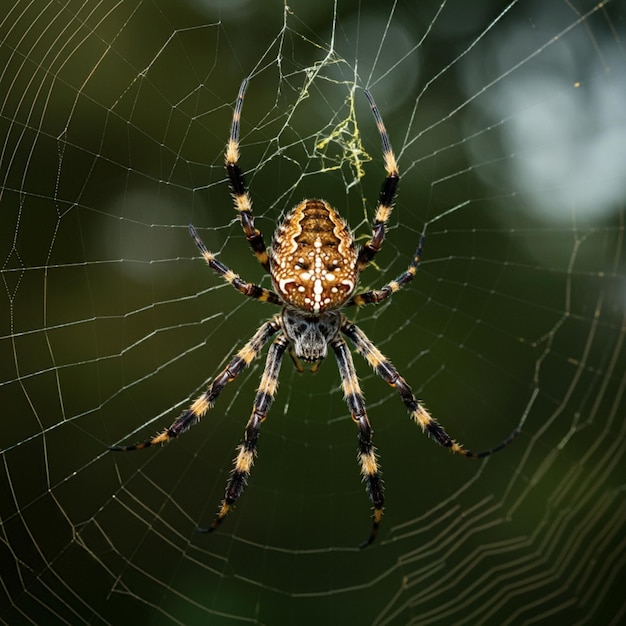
[109,317,281,452]
[332,336,384,548]
[204,334,289,533]
[341,319,520,457]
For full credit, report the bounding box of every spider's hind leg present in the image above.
[348,234,424,308]
[357,88,400,272]
[189,225,281,305]
[225,79,270,271]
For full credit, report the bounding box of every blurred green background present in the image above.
[1,0,624,624]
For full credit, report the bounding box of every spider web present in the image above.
[1,0,625,624]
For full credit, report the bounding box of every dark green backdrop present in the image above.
[1,1,624,624]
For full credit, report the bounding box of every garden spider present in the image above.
[111,79,519,547]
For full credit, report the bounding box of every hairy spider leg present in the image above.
[357,89,400,272]
[188,225,281,305]
[341,319,520,458]
[225,78,270,270]
[203,334,290,532]
[109,318,281,452]
[348,233,425,307]
[332,336,384,548]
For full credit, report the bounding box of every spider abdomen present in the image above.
[270,199,359,314]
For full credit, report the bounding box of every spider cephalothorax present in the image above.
[281,307,341,363]
[111,79,518,547]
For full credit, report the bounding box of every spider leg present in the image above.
[347,234,424,307]
[109,317,281,452]
[205,334,289,532]
[331,336,384,548]
[225,78,270,271]
[189,225,281,305]
[357,89,400,272]
[341,318,520,458]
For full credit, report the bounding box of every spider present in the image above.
[110,79,518,547]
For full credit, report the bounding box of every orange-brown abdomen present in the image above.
[270,200,358,314]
